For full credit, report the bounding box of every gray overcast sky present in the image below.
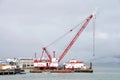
[0,0,120,63]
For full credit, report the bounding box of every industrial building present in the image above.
[18,58,34,69]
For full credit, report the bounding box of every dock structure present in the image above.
[0,70,16,75]
[0,63,25,75]
[0,68,25,75]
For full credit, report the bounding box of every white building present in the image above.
[18,58,34,68]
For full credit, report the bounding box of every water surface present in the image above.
[0,66,120,80]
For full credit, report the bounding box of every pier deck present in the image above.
[0,70,16,75]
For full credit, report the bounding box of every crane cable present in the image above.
[92,14,96,57]
[46,20,85,48]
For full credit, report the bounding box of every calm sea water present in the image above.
[0,66,120,80]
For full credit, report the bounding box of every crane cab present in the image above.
[64,59,86,70]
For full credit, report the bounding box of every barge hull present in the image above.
[30,69,93,73]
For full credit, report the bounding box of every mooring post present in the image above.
[89,62,92,69]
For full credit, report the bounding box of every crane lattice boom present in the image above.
[58,14,94,62]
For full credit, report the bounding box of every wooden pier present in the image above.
[0,69,25,75]
[0,70,16,75]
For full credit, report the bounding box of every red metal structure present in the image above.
[58,14,94,62]
[34,13,94,69]
[41,47,52,62]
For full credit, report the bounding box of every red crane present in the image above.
[34,13,94,70]
[40,47,52,62]
[38,13,94,64]
[58,14,94,62]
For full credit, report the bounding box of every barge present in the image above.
[30,61,93,73]
[30,68,93,73]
